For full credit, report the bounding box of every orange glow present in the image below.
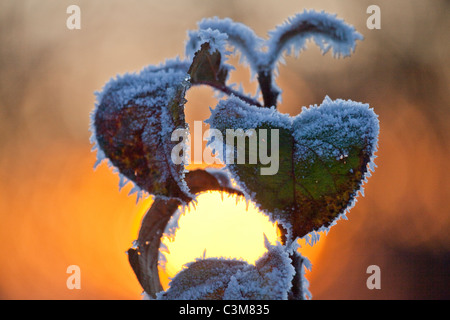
[132,190,326,291]
[297,231,327,271]
[160,192,279,288]
[1,1,448,300]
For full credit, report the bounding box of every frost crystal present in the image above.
[157,241,298,300]
[187,17,264,71]
[264,10,363,68]
[157,259,248,300]
[293,96,379,163]
[186,10,362,76]
[223,241,295,300]
[206,95,292,131]
[185,28,230,58]
[90,57,193,201]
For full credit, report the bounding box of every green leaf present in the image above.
[207,96,379,240]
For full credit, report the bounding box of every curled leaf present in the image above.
[188,42,229,88]
[128,169,243,298]
[91,58,192,201]
[185,12,363,86]
[264,10,364,69]
[188,42,263,107]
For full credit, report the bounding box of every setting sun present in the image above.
[132,190,326,291]
[160,192,279,281]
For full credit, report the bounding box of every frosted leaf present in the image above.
[184,11,363,109]
[293,96,378,162]
[204,167,235,190]
[157,259,248,300]
[224,241,295,300]
[186,17,263,71]
[207,95,379,240]
[185,28,230,59]
[206,95,292,131]
[263,10,363,69]
[186,11,362,76]
[188,42,229,88]
[157,242,296,300]
[91,58,193,201]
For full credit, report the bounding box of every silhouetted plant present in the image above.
[90,10,379,300]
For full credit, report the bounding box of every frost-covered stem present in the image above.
[278,224,305,300]
[128,198,180,295]
[257,70,279,108]
[193,81,263,108]
[265,21,320,67]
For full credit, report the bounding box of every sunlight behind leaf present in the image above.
[159,192,279,287]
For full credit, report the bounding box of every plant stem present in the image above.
[257,70,280,108]
[288,253,306,300]
[193,81,263,108]
[128,169,243,298]
[278,223,305,300]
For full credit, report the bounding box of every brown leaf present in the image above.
[188,42,228,87]
[93,62,191,201]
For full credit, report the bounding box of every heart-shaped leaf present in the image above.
[207,96,379,240]
[91,58,193,201]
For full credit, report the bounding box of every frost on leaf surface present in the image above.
[91,58,193,201]
[157,242,295,300]
[157,259,247,300]
[223,241,295,300]
[207,96,379,240]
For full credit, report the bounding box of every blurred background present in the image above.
[0,0,448,299]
